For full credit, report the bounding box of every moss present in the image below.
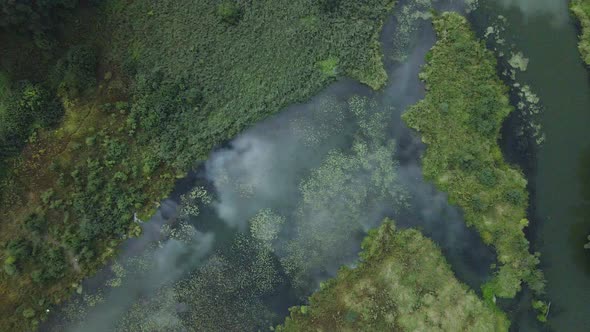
[402,12,545,299]
[277,220,509,332]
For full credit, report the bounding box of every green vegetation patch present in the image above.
[571,0,590,65]
[277,220,509,332]
[103,0,396,164]
[402,12,545,299]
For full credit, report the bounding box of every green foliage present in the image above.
[318,57,339,76]
[402,12,544,299]
[532,300,550,323]
[277,220,510,332]
[571,0,590,65]
[0,81,63,160]
[216,1,242,25]
[51,45,97,99]
[0,0,79,36]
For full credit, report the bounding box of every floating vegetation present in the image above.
[483,14,545,146]
[290,97,347,148]
[465,0,480,13]
[508,51,530,71]
[281,96,407,294]
[391,0,437,63]
[179,186,212,218]
[249,209,285,247]
[105,262,126,288]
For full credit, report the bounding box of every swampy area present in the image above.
[0,0,588,331]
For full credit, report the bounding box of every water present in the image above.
[472,1,590,331]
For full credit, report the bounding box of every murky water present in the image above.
[472,1,590,331]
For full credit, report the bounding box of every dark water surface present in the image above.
[473,1,590,331]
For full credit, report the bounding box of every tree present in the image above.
[0,0,79,34]
[52,45,97,99]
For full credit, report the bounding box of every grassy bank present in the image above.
[403,13,545,300]
[0,0,397,330]
[277,220,509,331]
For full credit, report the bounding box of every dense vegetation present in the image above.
[277,220,509,332]
[0,0,398,330]
[571,0,590,65]
[403,13,545,300]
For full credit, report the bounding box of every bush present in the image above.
[478,168,497,187]
[216,1,241,25]
[52,45,97,99]
[0,0,79,35]
[0,81,64,163]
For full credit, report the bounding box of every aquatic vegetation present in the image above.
[465,0,480,13]
[282,96,407,293]
[508,51,529,71]
[179,186,212,218]
[390,0,436,63]
[403,13,545,299]
[571,0,590,65]
[277,220,509,331]
[290,96,348,148]
[482,14,544,147]
[109,234,282,332]
[105,262,126,288]
[249,209,285,246]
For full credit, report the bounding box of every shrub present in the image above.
[216,1,241,25]
[52,45,97,99]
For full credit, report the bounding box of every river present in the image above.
[472,1,590,331]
